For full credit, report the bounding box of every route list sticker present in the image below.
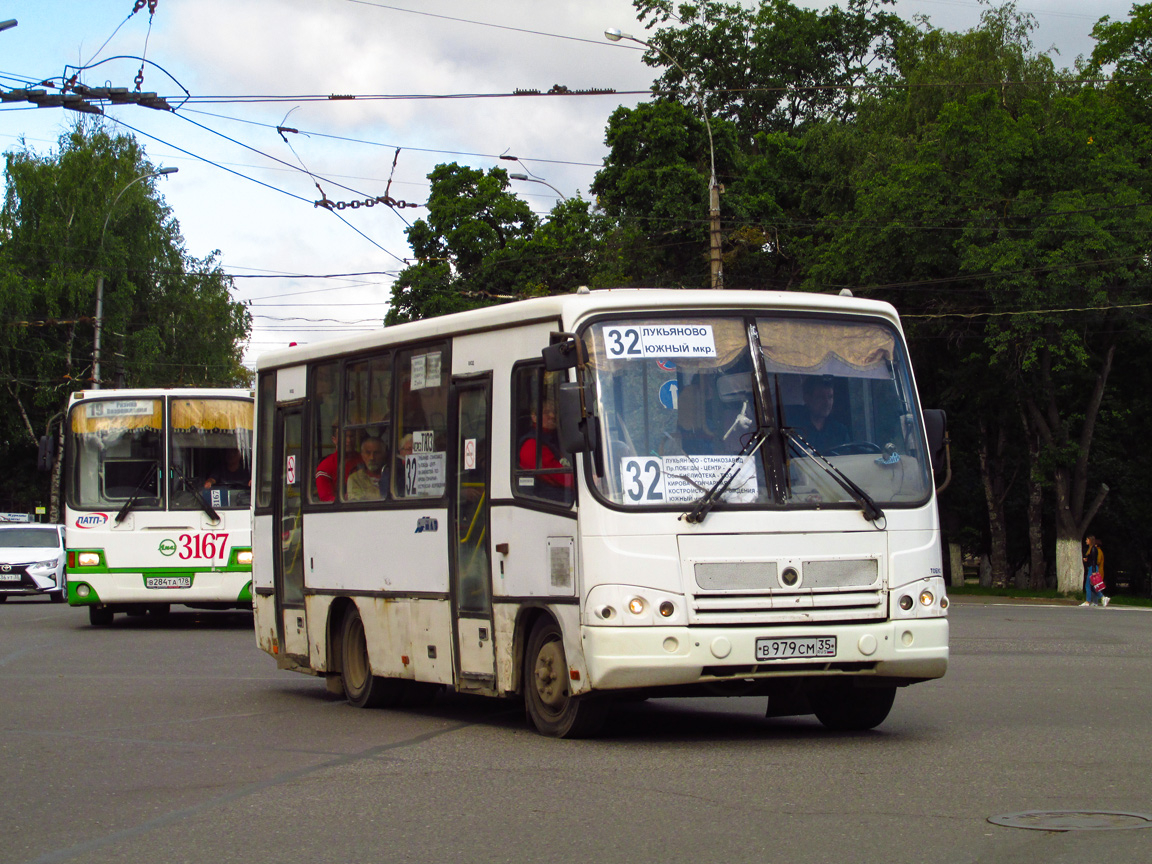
[604,324,717,359]
[619,455,758,504]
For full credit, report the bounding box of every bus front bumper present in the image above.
[582,617,948,690]
[67,571,252,606]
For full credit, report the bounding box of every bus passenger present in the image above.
[315,426,361,502]
[346,436,387,501]
[519,400,573,502]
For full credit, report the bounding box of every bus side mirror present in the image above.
[542,335,580,371]
[37,435,55,472]
[922,409,947,473]
[557,384,599,456]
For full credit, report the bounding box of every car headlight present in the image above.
[30,559,60,571]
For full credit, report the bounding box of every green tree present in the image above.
[387,164,612,324]
[800,5,1152,590]
[0,121,251,517]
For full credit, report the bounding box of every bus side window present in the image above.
[512,363,574,507]
[392,344,449,499]
[311,361,343,503]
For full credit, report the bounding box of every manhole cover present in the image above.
[989,811,1152,832]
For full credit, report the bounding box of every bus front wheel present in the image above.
[810,683,896,731]
[88,605,114,626]
[524,618,607,738]
[340,606,405,709]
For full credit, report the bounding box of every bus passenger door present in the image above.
[451,375,495,689]
[274,406,308,663]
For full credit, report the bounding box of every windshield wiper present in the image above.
[115,462,159,525]
[785,429,885,524]
[173,464,219,522]
[681,428,768,525]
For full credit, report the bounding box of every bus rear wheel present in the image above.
[810,683,896,731]
[340,606,405,709]
[524,618,607,738]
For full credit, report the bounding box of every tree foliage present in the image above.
[0,122,250,513]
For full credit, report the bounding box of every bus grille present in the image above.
[690,559,885,625]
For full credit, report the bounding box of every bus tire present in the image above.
[524,618,607,738]
[811,683,896,731]
[89,605,114,626]
[340,606,405,709]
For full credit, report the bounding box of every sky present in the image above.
[0,0,1138,369]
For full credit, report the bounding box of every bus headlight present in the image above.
[899,595,914,611]
[919,589,935,606]
[236,549,253,566]
[627,597,645,616]
[77,552,101,567]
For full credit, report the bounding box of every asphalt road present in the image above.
[2,598,1150,864]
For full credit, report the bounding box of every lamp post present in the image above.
[92,166,178,389]
[605,27,722,289]
[508,173,569,202]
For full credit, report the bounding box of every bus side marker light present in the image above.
[402,655,410,666]
[627,598,645,615]
[570,669,580,681]
[898,595,914,611]
[940,596,949,610]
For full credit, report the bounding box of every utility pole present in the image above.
[606,28,724,288]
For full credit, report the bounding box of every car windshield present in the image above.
[0,528,60,548]
[585,314,932,511]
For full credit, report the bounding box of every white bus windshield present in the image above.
[67,397,253,511]
[586,315,932,510]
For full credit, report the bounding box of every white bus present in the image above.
[64,388,255,625]
[252,289,949,736]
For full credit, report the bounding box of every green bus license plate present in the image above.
[756,636,836,661]
[145,576,191,589]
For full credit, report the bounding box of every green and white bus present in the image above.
[64,388,254,625]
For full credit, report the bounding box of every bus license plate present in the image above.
[145,576,191,589]
[756,636,836,661]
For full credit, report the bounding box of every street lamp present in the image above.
[93,166,178,388]
[606,27,723,289]
[0,20,17,33]
[509,173,568,202]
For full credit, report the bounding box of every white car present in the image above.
[0,524,67,603]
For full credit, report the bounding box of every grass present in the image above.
[948,584,1152,607]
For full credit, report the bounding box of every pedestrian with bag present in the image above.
[1081,534,1110,607]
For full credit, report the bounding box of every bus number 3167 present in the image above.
[178,533,229,560]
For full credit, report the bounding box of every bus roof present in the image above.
[255,288,904,371]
